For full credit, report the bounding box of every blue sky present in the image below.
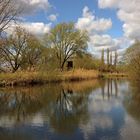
[53,0,123,37]
[25,0,123,38]
[13,0,140,58]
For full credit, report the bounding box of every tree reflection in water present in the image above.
[56,89,73,116]
[0,79,119,126]
[0,80,99,129]
[100,79,118,100]
[0,80,140,140]
[124,81,140,122]
[0,88,43,124]
[50,87,90,134]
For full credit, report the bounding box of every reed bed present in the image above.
[0,69,99,87]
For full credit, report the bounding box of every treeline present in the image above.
[0,0,120,74]
[125,42,140,80]
[0,23,102,73]
[99,48,118,73]
[0,0,102,73]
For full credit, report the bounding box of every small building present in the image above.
[67,60,73,70]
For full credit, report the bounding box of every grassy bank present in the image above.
[0,70,129,87]
[99,72,128,78]
[0,69,99,87]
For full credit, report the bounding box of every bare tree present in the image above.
[45,23,89,71]
[0,0,22,34]
[101,49,105,65]
[110,51,112,66]
[107,48,110,68]
[22,34,44,70]
[0,26,28,72]
[100,49,105,71]
[125,42,140,79]
[114,50,118,68]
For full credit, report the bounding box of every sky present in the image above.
[11,0,140,58]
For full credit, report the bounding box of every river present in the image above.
[0,79,140,140]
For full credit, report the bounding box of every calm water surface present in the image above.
[0,79,140,140]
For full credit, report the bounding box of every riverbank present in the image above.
[0,70,128,87]
[0,69,99,87]
[99,72,128,78]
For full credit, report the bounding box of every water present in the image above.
[0,79,140,140]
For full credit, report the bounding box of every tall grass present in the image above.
[63,69,98,81]
[99,72,128,78]
[0,69,99,87]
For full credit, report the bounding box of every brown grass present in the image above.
[0,69,99,87]
[63,69,99,81]
[99,72,128,78]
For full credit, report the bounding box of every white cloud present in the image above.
[4,0,53,35]
[21,22,51,34]
[48,14,57,22]
[75,6,112,34]
[76,6,133,60]
[7,22,52,35]
[90,34,123,52]
[90,34,113,47]
[91,35,131,51]
[98,0,140,40]
[88,35,132,61]
[98,0,120,9]
[15,0,51,15]
[76,6,116,56]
